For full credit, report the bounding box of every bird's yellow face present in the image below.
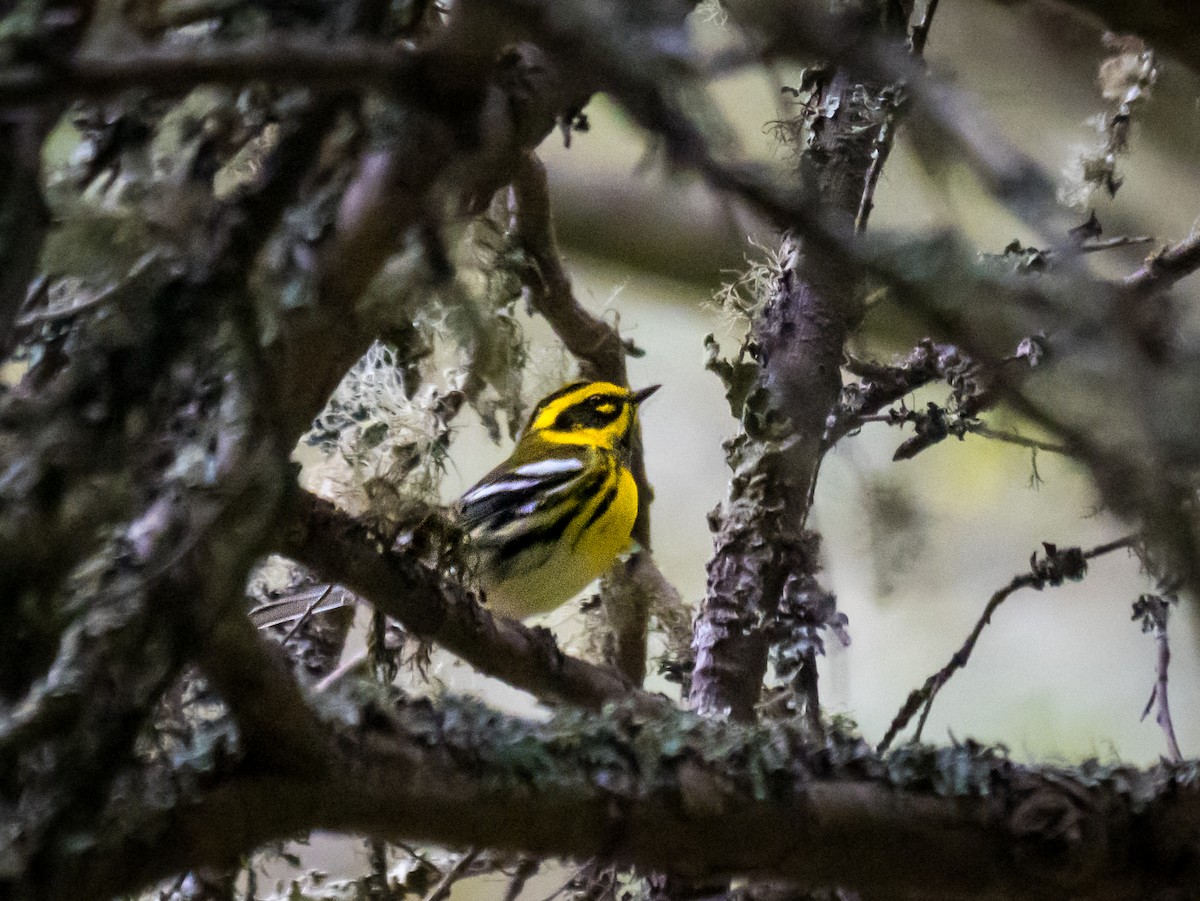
[523,381,658,456]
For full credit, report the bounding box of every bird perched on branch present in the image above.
[458,379,658,618]
[251,380,657,627]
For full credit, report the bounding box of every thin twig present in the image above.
[1078,235,1154,253]
[313,649,369,694]
[878,534,1137,752]
[1143,626,1183,762]
[1137,596,1184,762]
[854,106,896,234]
[854,410,1072,458]
[501,858,539,901]
[280,585,333,647]
[854,0,941,233]
[969,424,1071,456]
[421,848,481,901]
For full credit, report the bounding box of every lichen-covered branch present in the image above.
[47,690,1200,901]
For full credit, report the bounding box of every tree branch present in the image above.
[691,3,910,724]
[54,690,1200,901]
[276,490,659,711]
[1122,228,1200,298]
[0,38,421,105]
[511,152,626,387]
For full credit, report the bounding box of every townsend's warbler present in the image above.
[458,380,658,619]
[250,380,657,628]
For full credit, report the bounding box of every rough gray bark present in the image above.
[43,689,1200,901]
[689,3,906,723]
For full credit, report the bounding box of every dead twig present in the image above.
[280,585,334,647]
[422,848,481,901]
[855,0,943,232]
[969,424,1070,456]
[878,535,1137,752]
[1078,235,1154,253]
[1134,594,1184,762]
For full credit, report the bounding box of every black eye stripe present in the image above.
[553,397,625,430]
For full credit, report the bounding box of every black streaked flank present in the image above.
[573,479,618,548]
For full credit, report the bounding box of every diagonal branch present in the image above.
[277,490,661,711]
[511,152,627,387]
[1122,228,1200,298]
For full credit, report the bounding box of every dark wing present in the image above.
[457,443,617,580]
[457,448,588,539]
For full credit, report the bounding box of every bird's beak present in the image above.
[632,384,661,405]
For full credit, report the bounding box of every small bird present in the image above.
[458,379,658,619]
[250,380,657,628]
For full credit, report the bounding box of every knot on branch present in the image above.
[1029,543,1087,588]
[1007,776,1107,889]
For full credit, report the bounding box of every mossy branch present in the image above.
[49,689,1200,901]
